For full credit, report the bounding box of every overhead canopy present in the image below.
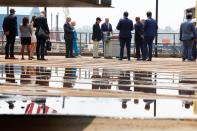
[0,0,112,7]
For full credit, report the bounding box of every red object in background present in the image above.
[25,102,57,114]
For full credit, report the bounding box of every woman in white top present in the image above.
[30,16,37,59]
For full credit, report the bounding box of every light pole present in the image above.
[155,0,159,57]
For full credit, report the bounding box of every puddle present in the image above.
[0,64,197,118]
[0,64,196,97]
[0,96,197,119]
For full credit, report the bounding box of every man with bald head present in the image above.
[101,18,113,58]
[64,17,74,58]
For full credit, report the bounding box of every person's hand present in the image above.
[4,31,10,36]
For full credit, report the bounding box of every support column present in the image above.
[155,0,159,57]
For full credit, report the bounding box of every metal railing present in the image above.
[0,30,182,57]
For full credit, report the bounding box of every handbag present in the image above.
[38,27,49,38]
[46,40,52,51]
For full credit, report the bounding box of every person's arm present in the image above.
[44,18,50,34]
[92,24,98,41]
[33,18,37,28]
[30,23,34,32]
[29,25,32,35]
[15,16,18,36]
[109,24,113,33]
[179,24,182,41]
[116,20,121,30]
[156,22,158,30]
[101,24,104,32]
[3,18,9,35]
[143,20,147,31]
[191,24,196,39]
[130,21,134,31]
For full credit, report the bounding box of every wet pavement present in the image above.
[0,64,197,119]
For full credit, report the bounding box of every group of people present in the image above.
[63,17,79,58]
[3,9,50,60]
[3,8,197,62]
[92,17,113,58]
[92,11,158,61]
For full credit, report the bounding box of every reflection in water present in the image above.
[0,96,197,119]
[0,64,196,98]
[133,71,156,111]
[63,68,77,88]
[91,69,111,90]
[179,79,195,109]
[5,65,16,83]
[20,66,32,85]
[25,98,57,114]
[0,64,197,116]
[35,67,51,86]
[118,71,131,109]
[7,101,16,110]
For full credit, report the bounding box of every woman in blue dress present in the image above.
[71,21,79,56]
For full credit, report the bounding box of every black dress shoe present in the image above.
[5,56,10,59]
[142,58,146,61]
[147,59,152,61]
[136,58,141,61]
[10,56,18,59]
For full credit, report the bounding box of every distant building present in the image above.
[29,7,40,19]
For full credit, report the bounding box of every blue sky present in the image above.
[0,0,196,30]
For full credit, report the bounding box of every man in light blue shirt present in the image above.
[180,13,196,61]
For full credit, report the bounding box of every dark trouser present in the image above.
[36,36,46,59]
[5,35,16,57]
[65,39,73,57]
[143,36,155,60]
[182,40,193,60]
[119,38,131,60]
[135,38,143,59]
[192,41,197,60]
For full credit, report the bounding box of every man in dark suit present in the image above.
[116,11,133,61]
[34,11,50,61]
[64,17,74,58]
[92,17,102,58]
[134,17,144,61]
[3,8,18,59]
[101,18,113,56]
[143,11,158,61]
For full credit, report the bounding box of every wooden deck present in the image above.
[0,55,195,72]
[0,55,196,99]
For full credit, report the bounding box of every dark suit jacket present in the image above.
[34,16,49,37]
[63,22,73,40]
[134,22,143,40]
[116,17,133,38]
[101,23,113,32]
[144,18,158,37]
[3,14,18,36]
[92,23,102,41]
